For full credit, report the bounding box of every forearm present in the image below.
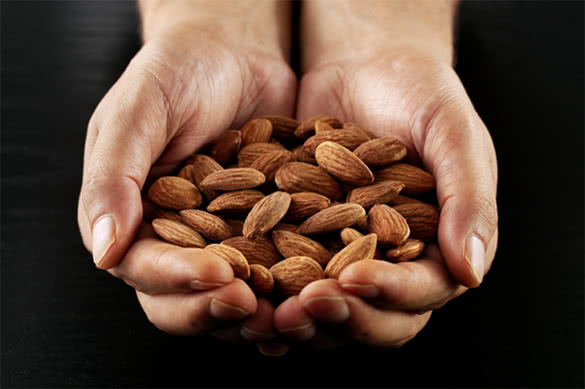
[139,0,291,59]
[301,0,458,70]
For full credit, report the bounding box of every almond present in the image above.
[151,208,183,223]
[272,230,332,267]
[151,218,206,248]
[243,191,292,239]
[204,244,250,280]
[224,218,244,236]
[353,136,407,167]
[237,142,286,167]
[297,203,366,235]
[315,141,374,186]
[200,168,266,191]
[249,150,296,182]
[179,209,232,242]
[346,181,405,208]
[275,162,342,200]
[303,129,369,155]
[393,203,439,241]
[240,118,273,147]
[178,164,196,184]
[291,145,317,164]
[324,233,377,278]
[222,236,282,268]
[343,122,376,139]
[186,154,223,200]
[209,129,242,166]
[207,190,264,215]
[148,176,202,210]
[385,239,425,262]
[273,222,299,232]
[367,204,410,245]
[294,115,342,139]
[375,163,435,194]
[261,115,299,142]
[314,120,335,134]
[339,227,364,245]
[270,256,324,296]
[248,264,274,295]
[389,194,426,206]
[284,192,331,222]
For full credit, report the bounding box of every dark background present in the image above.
[1,0,583,387]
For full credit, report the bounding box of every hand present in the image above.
[77,0,296,350]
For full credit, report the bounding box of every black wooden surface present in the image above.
[1,1,583,387]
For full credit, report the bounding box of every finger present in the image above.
[136,278,257,336]
[273,296,318,342]
[108,223,234,295]
[240,298,278,342]
[298,279,432,347]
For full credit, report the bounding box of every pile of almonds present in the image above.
[146,116,438,298]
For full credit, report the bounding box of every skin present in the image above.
[77,0,498,355]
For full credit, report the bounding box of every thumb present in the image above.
[423,96,498,288]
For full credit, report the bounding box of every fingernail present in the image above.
[279,322,316,341]
[240,326,276,342]
[257,342,290,357]
[209,298,250,321]
[465,234,485,285]
[340,283,379,298]
[303,296,350,322]
[92,215,116,268]
[190,280,225,291]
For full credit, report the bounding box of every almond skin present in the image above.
[270,256,324,296]
[367,204,410,246]
[152,218,207,248]
[224,218,244,236]
[353,137,407,167]
[209,129,242,166]
[297,203,366,235]
[200,168,266,191]
[273,222,299,232]
[249,150,296,182]
[340,227,364,245]
[393,203,439,241]
[179,209,233,242]
[303,130,369,155]
[291,145,317,164]
[186,154,224,200]
[150,208,183,223]
[272,230,332,267]
[240,118,273,147]
[315,141,374,186]
[275,162,343,200]
[148,176,202,210]
[207,190,264,215]
[237,142,286,167]
[222,236,282,268]
[295,115,342,139]
[346,181,405,209]
[324,233,377,278]
[284,192,331,222]
[314,120,335,134]
[261,115,299,142]
[375,163,436,194]
[243,191,292,239]
[248,264,274,295]
[389,195,427,206]
[204,244,250,280]
[343,122,376,139]
[385,239,425,262]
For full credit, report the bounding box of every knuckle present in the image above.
[475,192,499,235]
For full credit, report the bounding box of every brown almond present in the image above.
[209,129,242,166]
[386,239,425,262]
[389,194,426,206]
[353,137,407,167]
[222,236,282,268]
[324,233,377,278]
[151,218,206,248]
[179,209,232,242]
[178,164,196,184]
[273,222,299,232]
[243,191,292,239]
[303,130,369,155]
[272,230,332,267]
[314,120,335,134]
[148,176,202,210]
[200,168,266,191]
[375,163,436,194]
[204,244,250,280]
[187,154,224,200]
[240,118,273,147]
[284,192,331,222]
[237,142,286,167]
[207,190,264,215]
[151,208,183,223]
[343,122,376,139]
[346,181,405,208]
[297,203,366,235]
[292,145,317,164]
[224,218,244,236]
[315,141,374,185]
[367,204,410,245]
[340,227,364,245]
[248,264,274,295]
[249,150,296,182]
[294,115,342,139]
[270,256,324,296]
[275,162,343,200]
[261,115,299,142]
[393,203,439,241]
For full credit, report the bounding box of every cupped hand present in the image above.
[275,48,498,348]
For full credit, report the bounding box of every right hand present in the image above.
[77,8,296,348]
